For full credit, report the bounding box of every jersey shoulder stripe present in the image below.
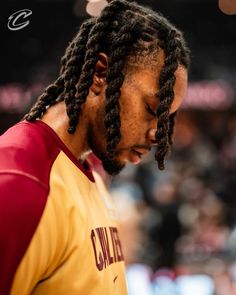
[0,121,60,294]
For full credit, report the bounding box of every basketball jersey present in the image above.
[0,120,127,295]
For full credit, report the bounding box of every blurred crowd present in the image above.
[108,109,236,295]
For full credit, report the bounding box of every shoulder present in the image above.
[0,121,61,189]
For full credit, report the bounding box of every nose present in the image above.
[146,128,157,146]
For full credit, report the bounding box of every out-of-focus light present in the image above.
[176,275,215,295]
[88,0,106,2]
[218,0,236,15]
[182,80,234,110]
[0,83,44,113]
[86,0,108,17]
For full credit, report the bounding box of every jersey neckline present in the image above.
[21,120,95,183]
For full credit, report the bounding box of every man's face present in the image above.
[89,62,188,175]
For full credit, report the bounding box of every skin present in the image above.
[41,52,188,175]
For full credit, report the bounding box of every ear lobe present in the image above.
[91,52,108,95]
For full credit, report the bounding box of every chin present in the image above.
[98,152,125,176]
[90,136,125,176]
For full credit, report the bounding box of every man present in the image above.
[0,0,190,294]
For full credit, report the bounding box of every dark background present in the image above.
[1,0,236,84]
[1,0,236,130]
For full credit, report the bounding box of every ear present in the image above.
[90,52,108,95]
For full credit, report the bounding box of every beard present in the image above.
[98,151,125,176]
[88,134,125,176]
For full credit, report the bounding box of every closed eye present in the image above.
[146,104,156,117]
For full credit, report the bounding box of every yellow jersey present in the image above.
[0,120,127,295]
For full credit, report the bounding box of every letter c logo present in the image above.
[8,9,32,31]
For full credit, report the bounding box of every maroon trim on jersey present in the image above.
[0,122,61,189]
[33,120,95,182]
[0,174,47,295]
[0,120,65,294]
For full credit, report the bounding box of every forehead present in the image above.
[123,62,188,113]
[124,60,188,93]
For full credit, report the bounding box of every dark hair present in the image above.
[25,0,190,170]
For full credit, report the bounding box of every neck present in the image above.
[40,101,91,160]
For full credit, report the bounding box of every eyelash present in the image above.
[146,104,156,117]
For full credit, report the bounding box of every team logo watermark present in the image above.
[7,9,32,31]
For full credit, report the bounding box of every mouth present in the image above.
[130,147,150,164]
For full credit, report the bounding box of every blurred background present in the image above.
[1,0,236,294]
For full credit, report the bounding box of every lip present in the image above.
[129,148,150,165]
[130,149,142,164]
[133,147,150,156]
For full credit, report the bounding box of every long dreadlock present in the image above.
[25,0,190,170]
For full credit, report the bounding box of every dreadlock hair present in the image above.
[25,0,190,170]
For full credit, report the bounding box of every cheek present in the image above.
[170,70,188,113]
[118,102,146,148]
[89,106,107,154]
[170,95,184,114]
